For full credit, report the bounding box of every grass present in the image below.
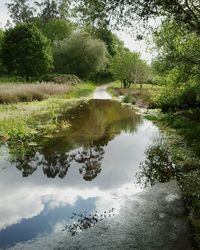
[0,83,72,104]
[0,82,95,140]
[108,81,162,108]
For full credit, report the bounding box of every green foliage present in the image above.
[153,21,200,83]
[76,0,200,36]
[122,95,136,104]
[41,73,81,85]
[42,19,74,42]
[53,32,108,79]
[1,23,53,79]
[153,83,200,112]
[35,0,60,23]
[7,0,35,24]
[93,27,123,57]
[74,0,109,28]
[0,29,5,74]
[0,76,26,83]
[111,50,150,88]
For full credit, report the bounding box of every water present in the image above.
[0,98,160,249]
[0,98,193,249]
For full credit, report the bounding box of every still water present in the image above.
[0,99,159,249]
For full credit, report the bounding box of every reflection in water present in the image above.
[10,100,142,180]
[65,209,115,236]
[41,152,74,179]
[0,99,160,249]
[75,144,104,181]
[136,138,179,188]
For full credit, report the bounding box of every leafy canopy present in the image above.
[111,49,150,88]
[53,32,108,79]
[1,23,53,79]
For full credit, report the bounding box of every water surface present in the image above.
[0,99,159,249]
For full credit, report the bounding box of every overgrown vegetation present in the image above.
[0,83,71,104]
[0,82,95,140]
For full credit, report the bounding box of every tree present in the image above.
[35,0,59,23]
[73,0,109,29]
[93,27,123,57]
[7,0,35,24]
[153,20,200,84]
[33,18,75,43]
[1,23,53,80]
[0,29,5,74]
[111,49,149,88]
[76,0,200,36]
[53,32,108,79]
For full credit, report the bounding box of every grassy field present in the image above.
[108,81,162,108]
[0,82,95,141]
[0,83,72,104]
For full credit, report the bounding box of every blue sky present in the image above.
[0,0,153,62]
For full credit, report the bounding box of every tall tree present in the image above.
[53,32,108,79]
[76,0,200,36]
[7,0,35,24]
[35,0,59,23]
[1,23,53,80]
[111,49,149,88]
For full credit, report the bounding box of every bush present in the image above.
[122,95,136,104]
[154,83,200,112]
[41,74,82,85]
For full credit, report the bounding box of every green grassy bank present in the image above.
[0,82,95,141]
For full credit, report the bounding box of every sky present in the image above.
[0,0,154,63]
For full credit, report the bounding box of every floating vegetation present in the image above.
[64,209,115,236]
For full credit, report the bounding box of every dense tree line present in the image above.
[0,0,149,84]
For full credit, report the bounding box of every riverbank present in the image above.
[109,82,200,249]
[0,82,95,141]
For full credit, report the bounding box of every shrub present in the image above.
[41,74,81,85]
[122,95,136,104]
[154,83,200,112]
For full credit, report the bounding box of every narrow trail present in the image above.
[93,84,112,100]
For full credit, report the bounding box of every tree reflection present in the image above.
[75,144,104,181]
[16,157,37,177]
[8,99,142,181]
[136,139,179,188]
[40,152,74,178]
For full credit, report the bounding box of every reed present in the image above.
[0,83,71,104]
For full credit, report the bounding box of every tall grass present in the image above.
[0,83,71,104]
